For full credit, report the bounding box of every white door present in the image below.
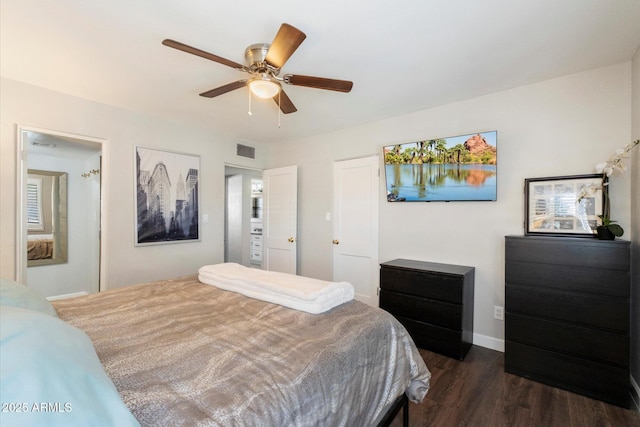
[263,165,297,274]
[333,156,379,306]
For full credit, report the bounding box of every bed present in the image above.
[27,234,54,260]
[0,265,431,426]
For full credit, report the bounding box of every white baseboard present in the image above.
[47,291,88,301]
[473,332,505,352]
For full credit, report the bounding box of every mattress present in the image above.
[27,238,54,260]
[53,274,430,426]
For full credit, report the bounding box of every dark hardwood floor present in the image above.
[391,346,640,427]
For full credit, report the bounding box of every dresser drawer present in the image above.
[380,267,463,303]
[505,261,629,298]
[506,284,628,333]
[505,341,630,408]
[380,290,462,330]
[505,236,630,271]
[506,313,629,367]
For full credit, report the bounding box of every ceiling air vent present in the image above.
[236,143,255,159]
[31,141,57,148]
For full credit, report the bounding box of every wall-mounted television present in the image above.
[383,130,497,202]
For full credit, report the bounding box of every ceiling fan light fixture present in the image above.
[164,24,352,114]
[249,76,281,99]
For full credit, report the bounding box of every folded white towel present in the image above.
[198,263,354,314]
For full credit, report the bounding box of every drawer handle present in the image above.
[288,237,296,243]
[332,240,340,245]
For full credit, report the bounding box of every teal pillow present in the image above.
[0,305,140,427]
[0,278,57,317]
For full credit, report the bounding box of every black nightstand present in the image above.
[379,259,474,360]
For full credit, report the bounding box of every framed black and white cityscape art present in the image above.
[524,174,604,237]
[134,146,200,245]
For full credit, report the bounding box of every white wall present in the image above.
[268,63,633,350]
[0,77,268,289]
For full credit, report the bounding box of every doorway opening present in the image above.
[17,126,106,299]
[224,165,263,268]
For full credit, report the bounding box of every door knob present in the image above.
[288,237,296,243]
[332,239,340,245]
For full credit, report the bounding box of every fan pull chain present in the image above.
[278,91,281,128]
[248,90,252,116]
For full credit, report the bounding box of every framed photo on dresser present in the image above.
[524,174,604,237]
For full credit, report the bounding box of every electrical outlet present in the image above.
[494,305,504,321]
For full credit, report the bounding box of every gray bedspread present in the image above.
[53,275,430,427]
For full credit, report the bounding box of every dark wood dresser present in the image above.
[504,235,631,408]
[379,259,474,360]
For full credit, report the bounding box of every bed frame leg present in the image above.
[402,394,408,427]
[377,393,409,427]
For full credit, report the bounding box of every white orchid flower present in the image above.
[595,162,608,173]
[591,140,639,225]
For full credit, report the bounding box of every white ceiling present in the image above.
[2,0,639,144]
[25,131,102,159]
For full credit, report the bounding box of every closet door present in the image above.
[263,165,297,274]
[332,156,379,306]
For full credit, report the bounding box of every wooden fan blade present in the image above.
[265,24,307,69]
[273,90,297,114]
[162,39,245,70]
[284,74,353,93]
[199,80,247,98]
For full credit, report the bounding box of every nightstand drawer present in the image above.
[506,313,629,367]
[394,316,465,360]
[380,268,463,303]
[380,290,462,330]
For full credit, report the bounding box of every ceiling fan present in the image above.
[162,23,353,114]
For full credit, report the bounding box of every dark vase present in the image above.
[596,226,615,240]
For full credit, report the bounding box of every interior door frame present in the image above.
[16,125,108,292]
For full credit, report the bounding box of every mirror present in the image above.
[27,169,68,267]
